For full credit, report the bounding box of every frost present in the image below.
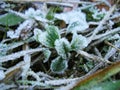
[0,43,8,56]
[9,7,47,22]
[37,31,49,47]
[67,20,88,33]
[50,56,68,74]
[89,7,106,20]
[7,19,35,39]
[55,38,71,59]
[43,49,51,63]
[7,30,19,39]
[22,54,31,78]
[71,32,88,51]
[34,25,60,48]
[108,20,114,29]
[34,28,43,42]
[55,10,87,24]
[44,25,60,48]
[107,34,120,41]
[0,70,5,80]
[55,10,89,33]
[24,8,47,22]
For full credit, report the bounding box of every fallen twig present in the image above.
[77,50,111,63]
[88,4,116,44]
[93,27,120,40]
[105,40,120,52]
[0,48,43,62]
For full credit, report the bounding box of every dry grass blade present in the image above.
[71,61,120,90]
[88,4,116,44]
[77,50,111,63]
[0,48,43,62]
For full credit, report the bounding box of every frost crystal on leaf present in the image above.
[34,28,43,42]
[50,56,68,74]
[89,7,106,20]
[37,31,49,47]
[67,20,88,33]
[55,38,71,59]
[55,10,89,33]
[34,25,60,48]
[71,32,88,51]
[0,70,5,80]
[45,25,61,48]
[43,49,51,63]
[24,8,47,22]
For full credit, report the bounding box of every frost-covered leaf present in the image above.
[34,28,43,42]
[24,8,47,22]
[67,20,88,33]
[34,28,48,46]
[0,13,24,26]
[89,7,106,20]
[55,38,71,59]
[71,32,88,51]
[55,10,88,33]
[43,49,51,63]
[50,56,68,74]
[46,7,55,20]
[34,25,60,48]
[45,25,61,48]
[36,31,49,47]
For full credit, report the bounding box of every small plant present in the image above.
[34,25,88,73]
[0,1,119,90]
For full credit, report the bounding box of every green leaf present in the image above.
[55,38,71,59]
[46,7,55,20]
[34,28,53,48]
[34,26,60,48]
[50,56,68,74]
[43,49,51,63]
[45,25,61,48]
[91,80,120,90]
[71,32,88,51]
[72,61,120,90]
[0,13,24,26]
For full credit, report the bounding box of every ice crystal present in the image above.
[71,32,88,51]
[55,38,71,59]
[89,7,106,20]
[0,70,5,80]
[50,56,68,74]
[7,19,35,39]
[55,10,89,33]
[24,8,47,22]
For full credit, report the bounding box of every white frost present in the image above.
[71,32,88,51]
[55,10,89,33]
[0,70,5,80]
[24,8,47,22]
[55,38,71,59]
